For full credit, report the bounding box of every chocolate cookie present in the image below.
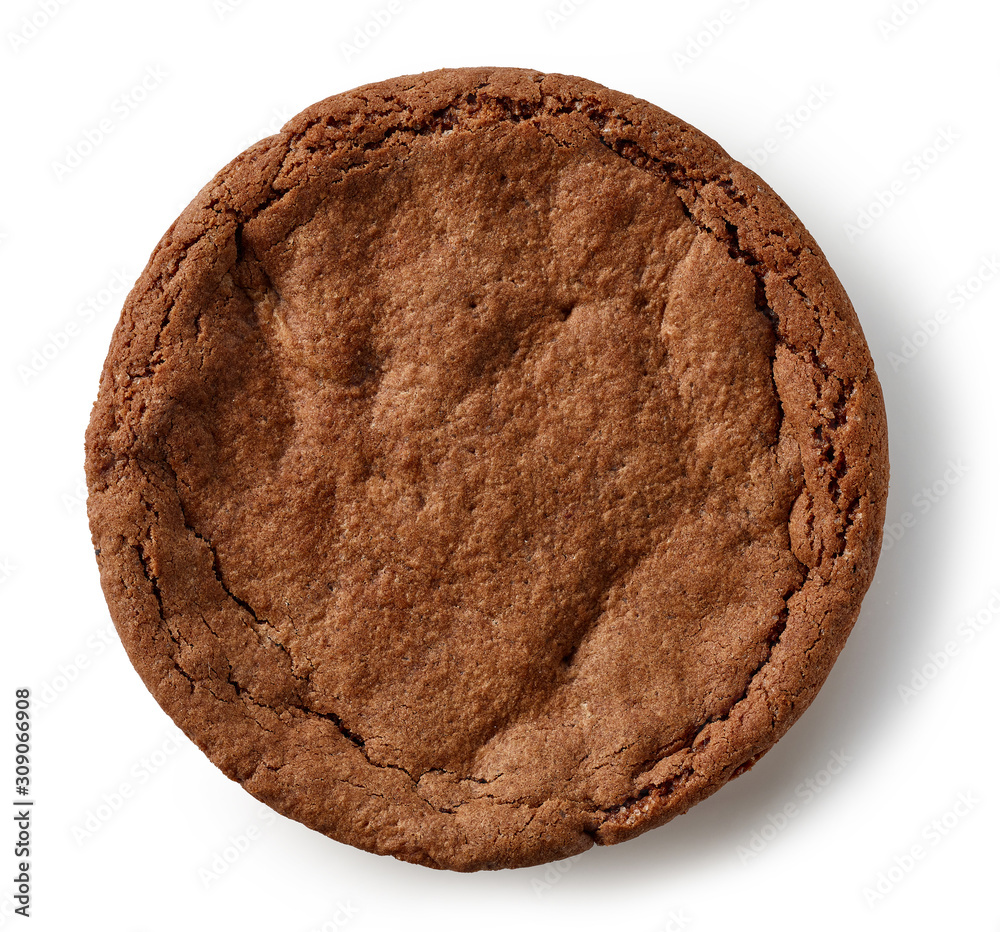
[85,67,889,871]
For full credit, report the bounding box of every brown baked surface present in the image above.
[85,67,889,871]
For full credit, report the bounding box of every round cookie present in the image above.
[85,67,889,871]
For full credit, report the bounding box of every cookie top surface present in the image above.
[85,67,888,871]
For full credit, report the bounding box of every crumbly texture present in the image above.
[85,67,889,871]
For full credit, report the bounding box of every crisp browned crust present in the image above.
[85,67,888,871]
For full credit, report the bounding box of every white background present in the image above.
[1,0,997,928]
